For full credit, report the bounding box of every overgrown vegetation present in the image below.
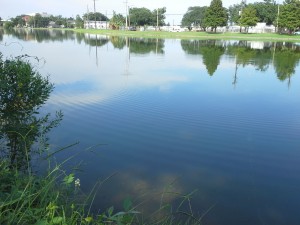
[0,53,62,170]
[0,156,147,225]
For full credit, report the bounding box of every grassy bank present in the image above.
[0,159,140,225]
[73,29,300,42]
[0,158,203,225]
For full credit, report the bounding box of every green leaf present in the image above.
[123,197,132,211]
[108,206,114,216]
[34,220,49,225]
[51,216,63,224]
[85,216,93,222]
[63,173,74,185]
[112,211,126,217]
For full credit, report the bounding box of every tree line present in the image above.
[2,0,300,34]
[3,14,82,29]
[182,0,300,33]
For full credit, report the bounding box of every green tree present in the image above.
[0,54,62,169]
[83,12,108,21]
[129,7,153,26]
[28,14,51,28]
[278,0,300,34]
[150,7,166,27]
[228,3,244,25]
[204,0,228,32]
[4,21,14,30]
[110,11,125,29]
[239,6,259,33]
[181,6,208,30]
[251,0,277,25]
[54,15,65,27]
[75,15,84,28]
[284,0,294,3]
[11,15,26,27]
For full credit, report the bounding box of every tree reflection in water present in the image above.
[4,29,300,87]
[181,39,300,87]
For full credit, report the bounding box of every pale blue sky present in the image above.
[1,0,257,25]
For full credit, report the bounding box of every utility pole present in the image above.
[86,5,91,29]
[106,10,108,29]
[276,3,280,33]
[156,8,159,31]
[93,0,96,29]
[128,6,130,27]
[124,0,128,29]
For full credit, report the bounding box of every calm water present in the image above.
[1,29,300,225]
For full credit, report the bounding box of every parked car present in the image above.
[170,27,185,32]
[294,31,300,35]
[128,26,137,31]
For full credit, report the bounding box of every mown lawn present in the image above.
[73,28,300,42]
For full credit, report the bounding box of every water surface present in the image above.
[1,29,300,225]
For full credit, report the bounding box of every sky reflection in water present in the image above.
[1,30,300,225]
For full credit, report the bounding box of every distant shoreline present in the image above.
[71,28,300,42]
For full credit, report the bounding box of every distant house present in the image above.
[20,15,33,27]
[66,19,76,28]
[84,20,109,29]
[48,21,60,28]
[22,15,31,26]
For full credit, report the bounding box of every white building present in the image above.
[248,23,276,33]
[84,20,109,29]
[228,23,276,33]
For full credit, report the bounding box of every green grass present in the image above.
[0,154,205,225]
[73,28,300,42]
[0,158,142,225]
